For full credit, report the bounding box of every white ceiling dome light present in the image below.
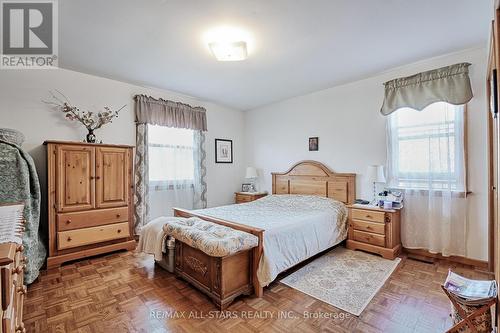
[209,41,247,61]
[203,26,253,61]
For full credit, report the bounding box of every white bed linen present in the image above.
[193,195,348,286]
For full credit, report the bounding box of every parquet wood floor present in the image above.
[24,249,491,333]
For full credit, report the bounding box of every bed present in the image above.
[174,160,356,297]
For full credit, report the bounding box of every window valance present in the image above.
[134,94,207,131]
[380,62,473,116]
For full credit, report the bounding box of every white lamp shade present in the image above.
[245,167,258,179]
[367,165,386,183]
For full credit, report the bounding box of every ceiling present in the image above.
[59,0,492,110]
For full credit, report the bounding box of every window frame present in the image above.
[387,103,468,193]
[147,125,196,188]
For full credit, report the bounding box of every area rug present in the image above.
[280,247,401,316]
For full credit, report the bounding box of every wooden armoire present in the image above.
[44,141,136,268]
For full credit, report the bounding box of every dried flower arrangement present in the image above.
[45,90,126,143]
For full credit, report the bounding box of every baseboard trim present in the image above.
[403,248,490,271]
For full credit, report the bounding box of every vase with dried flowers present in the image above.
[44,91,126,143]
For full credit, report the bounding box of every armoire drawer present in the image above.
[353,230,386,247]
[57,207,128,231]
[57,222,130,250]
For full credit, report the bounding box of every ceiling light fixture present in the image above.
[203,26,253,62]
[208,41,248,61]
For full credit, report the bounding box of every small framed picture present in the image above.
[309,137,319,151]
[215,139,233,163]
[242,183,253,192]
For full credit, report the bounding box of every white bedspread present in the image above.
[193,195,348,286]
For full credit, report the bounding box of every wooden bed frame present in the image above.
[173,160,356,298]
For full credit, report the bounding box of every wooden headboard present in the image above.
[271,160,356,205]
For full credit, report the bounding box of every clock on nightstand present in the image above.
[346,204,402,260]
[234,192,267,204]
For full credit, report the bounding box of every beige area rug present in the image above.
[280,247,401,316]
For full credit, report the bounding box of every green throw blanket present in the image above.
[0,139,46,284]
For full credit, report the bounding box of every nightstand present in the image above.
[346,204,401,259]
[234,192,267,204]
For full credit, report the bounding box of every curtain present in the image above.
[134,123,149,234]
[193,130,208,209]
[380,63,473,115]
[134,95,207,233]
[386,103,467,256]
[135,94,207,131]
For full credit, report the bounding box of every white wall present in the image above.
[0,68,246,212]
[244,47,488,260]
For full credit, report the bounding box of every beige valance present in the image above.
[380,62,473,116]
[134,94,207,131]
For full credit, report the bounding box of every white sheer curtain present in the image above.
[148,125,207,220]
[386,102,467,257]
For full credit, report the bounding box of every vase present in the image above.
[86,129,96,143]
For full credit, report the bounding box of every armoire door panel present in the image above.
[56,145,95,212]
[95,147,129,208]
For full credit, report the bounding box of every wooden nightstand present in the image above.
[346,205,402,260]
[235,192,267,204]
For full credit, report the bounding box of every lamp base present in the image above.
[372,182,378,206]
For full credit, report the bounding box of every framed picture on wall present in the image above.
[215,139,233,163]
[309,137,319,151]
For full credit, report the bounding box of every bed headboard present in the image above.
[271,160,356,205]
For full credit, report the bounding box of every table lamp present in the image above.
[367,165,386,204]
[245,167,258,192]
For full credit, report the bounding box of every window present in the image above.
[148,125,195,184]
[387,102,465,191]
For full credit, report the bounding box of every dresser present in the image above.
[346,205,401,260]
[234,192,267,204]
[45,141,136,268]
[0,204,26,333]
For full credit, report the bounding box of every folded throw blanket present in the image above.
[137,216,179,260]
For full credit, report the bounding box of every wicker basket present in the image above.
[0,128,25,146]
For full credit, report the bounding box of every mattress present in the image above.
[193,194,348,286]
